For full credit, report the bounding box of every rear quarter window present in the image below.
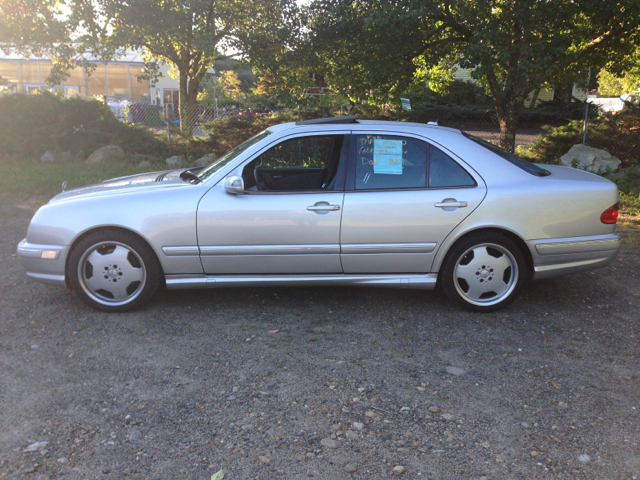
[463,133,550,177]
[429,146,476,187]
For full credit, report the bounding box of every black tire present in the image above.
[67,229,162,312]
[441,232,527,312]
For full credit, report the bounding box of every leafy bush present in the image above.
[0,93,167,160]
[201,107,349,154]
[523,110,640,167]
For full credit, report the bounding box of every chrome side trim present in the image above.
[534,258,607,273]
[532,234,620,256]
[341,243,436,255]
[162,246,200,257]
[199,244,340,256]
[165,273,438,290]
[26,272,66,287]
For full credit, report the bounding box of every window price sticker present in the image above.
[373,139,403,175]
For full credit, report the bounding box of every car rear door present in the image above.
[340,132,486,273]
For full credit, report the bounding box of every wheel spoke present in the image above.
[84,272,104,292]
[108,245,133,265]
[464,280,491,301]
[490,253,512,278]
[86,249,108,270]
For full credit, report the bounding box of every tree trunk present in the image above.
[178,74,201,138]
[494,100,524,152]
[529,88,541,109]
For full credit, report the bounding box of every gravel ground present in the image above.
[1,203,639,480]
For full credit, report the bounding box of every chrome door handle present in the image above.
[435,201,467,208]
[307,205,340,211]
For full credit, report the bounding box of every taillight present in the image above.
[601,203,619,224]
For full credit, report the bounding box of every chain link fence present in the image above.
[582,101,640,166]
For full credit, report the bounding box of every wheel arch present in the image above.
[437,227,534,276]
[64,226,164,288]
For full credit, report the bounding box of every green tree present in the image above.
[1,0,299,135]
[308,0,640,151]
[218,70,243,99]
[597,70,640,97]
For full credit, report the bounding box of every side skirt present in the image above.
[165,273,438,290]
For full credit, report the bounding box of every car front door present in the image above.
[197,132,349,275]
[340,133,486,273]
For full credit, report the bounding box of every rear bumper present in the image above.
[528,234,620,280]
[17,239,68,287]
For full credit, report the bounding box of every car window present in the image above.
[259,136,335,169]
[355,135,427,190]
[429,146,476,187]
[242,135,345,192]
[463,132,550,176]
[198,130,271,181]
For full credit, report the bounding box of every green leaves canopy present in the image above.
[308,0,640,150]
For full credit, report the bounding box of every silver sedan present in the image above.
[17,117,620,312]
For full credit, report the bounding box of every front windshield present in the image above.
[198,130,272,181]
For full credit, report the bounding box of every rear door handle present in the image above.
[435,201,467,208]
[307,205,340,211]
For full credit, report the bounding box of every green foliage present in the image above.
[522,110,640,167]
[0,153,163,204]
[307,0,640,151]
[0,93,166,159]
[428,80,493,106]
[597,69,640,97]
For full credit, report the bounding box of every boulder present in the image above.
[138,160,152,168]
[40,150,82,163]
[560,144,621,173]
[40,151,56,163]
[85,145,126,165]
[194,153,217,167]
[166,155,186,168]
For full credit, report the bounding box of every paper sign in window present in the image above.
[373,139,403,175]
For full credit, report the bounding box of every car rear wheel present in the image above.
[441,232,527,312]
[68,229,162,312]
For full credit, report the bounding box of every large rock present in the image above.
[166,155,186,168]
[85,145,126,165]
[560,144,621,173]
[40,151,56,163]
[40,151,81,163]
[194,152,217,167]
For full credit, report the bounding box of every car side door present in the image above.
[340,132,487,273]
[196,132,350,275]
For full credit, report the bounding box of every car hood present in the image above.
[48,168,193,204]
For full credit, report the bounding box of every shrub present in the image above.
[523,110,640,167]
[0,93,166,160]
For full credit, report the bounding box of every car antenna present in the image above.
[61,181,67,192]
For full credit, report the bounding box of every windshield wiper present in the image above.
[179,170,202,184]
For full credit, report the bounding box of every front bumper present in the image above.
[17,239,69,287]
[528,233,620,280]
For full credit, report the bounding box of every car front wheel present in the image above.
[67,229,162,312]
[441,232,527,312]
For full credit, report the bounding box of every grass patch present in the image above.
[0,154,164,205]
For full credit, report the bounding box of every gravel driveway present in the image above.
[1,203,639,480]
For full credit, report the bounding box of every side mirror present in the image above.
[224,175,244,195]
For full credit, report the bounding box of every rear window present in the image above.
[463,133,550,177]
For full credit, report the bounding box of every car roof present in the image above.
[267,118,463,138]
